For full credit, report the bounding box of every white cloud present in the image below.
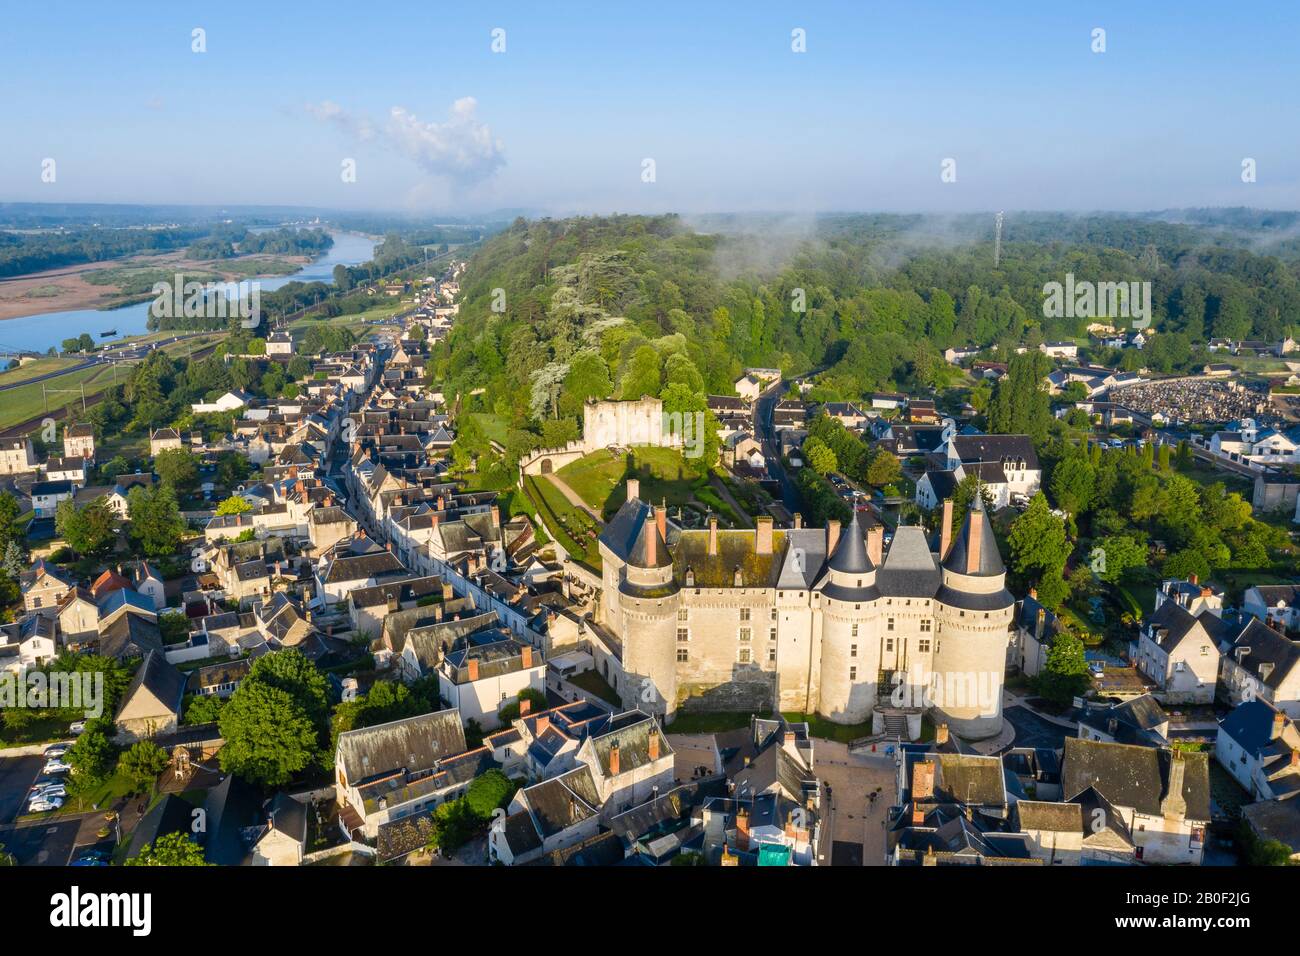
[306,97,504,186]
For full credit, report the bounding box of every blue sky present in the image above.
[2,1,1298,214]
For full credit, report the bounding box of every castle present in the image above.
[595,479,1015,740]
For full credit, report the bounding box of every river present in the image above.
[0,230,378,354]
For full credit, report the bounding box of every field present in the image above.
[0,356,84,386]
[556,447,710,520]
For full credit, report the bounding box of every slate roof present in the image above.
[336,707,467,786]
[940,499,1004,577]
[877,525,941,597]
[599,499,672,570]
[1060,737,1210,821]
[1015,800,1083,833]
[590,713,671,779]
[1224,618,1300,689]
[1219,699,1289,758]
[827,510,875,574]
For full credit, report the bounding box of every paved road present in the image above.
[0,754,43,824]
[0,817,84,866]
[754,379,804,518]
[1002,704,1071,751]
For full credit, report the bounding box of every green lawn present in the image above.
[524,475,602,571]
[557,448,710,520]
[567,669,621,706]
[667,711,756,734]
[782,711,877,743]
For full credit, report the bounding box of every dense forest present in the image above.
[0,225,211,277]
[185,226,335,260]
[434,212,1300,463]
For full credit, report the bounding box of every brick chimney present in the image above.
[708,515,719,556]
[934,723,949,746]
[466,658,479,682]
[1189,573,1198,586]
[645,513,657,566]
[626,477,640,501]
[735,807,750,850]
[519,698,531,717]
[756,516,773,555]
[826,518,841,558]
[442,581,453,600]
[534,713,550,736]
[648,731,659,761]
[867,523,883,566]
[966,509,983,574]
[655,503,667,545]
[1161,750,1188,819]
[793,512,802,529]
[521,646,533,668]
[911,761,935,824]
[609,742,620,776]
[940,498,954,560]
[1274,710,1287,738]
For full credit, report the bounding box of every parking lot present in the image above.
[0,754,44,825]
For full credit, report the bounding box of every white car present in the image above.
[69,721,87,735]
[30,784,67,801]
[43,744,69,759]
[42,759,71,775]
[28,796,64,813]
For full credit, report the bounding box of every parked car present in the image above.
[43,744,69,758]
[69,721,87,735]
[30,784,66,802]
[42,759,71,775]
[27,796,64,813]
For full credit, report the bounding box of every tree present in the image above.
[864,447,902,487]
[55,497,116,555]
[214,495,253,517]
[126,832,210,866]
[119,740,169,794]
[465,769,517,818]
[1049,454,1095,515]
[218,649,332,786]
[1037,630,1090,707]
[1163,548,1211,583]
[154,448,199,492]
[1092,534,1147,584]
[64,717,119,795]
[217,682,322,787]
[803,437,838,476]
[127,484,187,557]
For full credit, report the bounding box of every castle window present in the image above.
[886,638,894,652]
[769,627,777,641]
[887,617,895,631]
[920,620,932,632]
[851,623,859,637]
[677,628,689,642]
[849,666,857,680]
[740,608,751,622]
[677,648,689,662]
[850,644,858,658]
[739,627,751,642]
[770,608,778,621]
[768,646,776,662]
[919,638,931,653]
[677,608,688,622]
[739,648,751,664]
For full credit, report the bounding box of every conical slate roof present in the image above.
[828,511,875,574]
[941,499,1004,576]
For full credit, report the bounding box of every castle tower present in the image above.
[931,499,1013,740]
[816,512,882,724]
[613,496,681,721]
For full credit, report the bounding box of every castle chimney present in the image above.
[645,512,657,566]
[626,477,640,501]
[655,503,667,544]
[708,516,718,556]
[826,518,841,558]
[867,523,883,566]
[793,512,802,529]
[966,510,984,574]
[756,516,773,555]
[940,498,954,560]
[466,658,479,681]
[609,743,620,776]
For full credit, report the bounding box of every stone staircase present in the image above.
[882,713,909,738]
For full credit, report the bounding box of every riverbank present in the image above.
[0,250,313,322]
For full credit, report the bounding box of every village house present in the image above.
[1243,583,1300,634]
[1215,700,1300,800]
[0,437,37,475]
[1219,618,1300,718]
[113,649,186,743]
[1132,597,1223,704]
[19,559,74,615]
[63,423,96,463]
[1059,737,1210,865]
[436,636,547,731]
